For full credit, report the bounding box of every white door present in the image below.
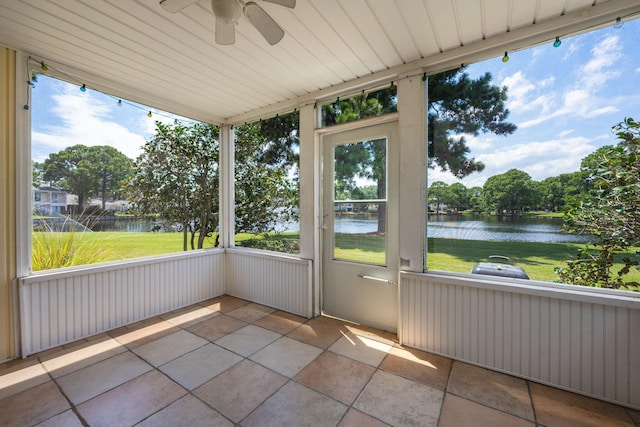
[321,121,399,332]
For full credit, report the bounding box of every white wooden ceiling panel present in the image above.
[366,1,421,64]
[397,1,439,58]
[262,8,345,88]
[309,0,380,76]
[425,0,461,51]
[536,0,570,22]
[0,0,636,123]
[338,0,398,70]
[508,0,538,30]
[483,0,510,37]
[453,0,483,47]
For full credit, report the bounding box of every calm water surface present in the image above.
[330,213,590,243]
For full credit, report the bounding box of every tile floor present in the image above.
[0,295,638,426]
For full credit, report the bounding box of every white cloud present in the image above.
[558,129,574,138]
[506,33,624,130]
[475,136,596,181]
[32,86,147,161]
[501,71,556,118]
[428,135,599,187]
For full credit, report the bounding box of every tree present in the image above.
[234,120,299,233]
[556,118,640,289]
[129,122,219,251]
[42,145,133,209]
[538,172,588,212]
[428,181,449,214]
[448,182,470,212]
[468,186,483,212]
[32,161,43,188]
[325,89,396,233]
[482,169,537,214]
[428,67,517,178]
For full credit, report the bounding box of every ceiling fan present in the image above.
[160,0,296,45]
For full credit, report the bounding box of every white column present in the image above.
[16,50,32,277]
[298,104,320,316]
[397,73,427,272]
[219,124,235,248]
[298,104,315,259]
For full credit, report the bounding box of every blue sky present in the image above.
[32,18,640,187]
[431,18,640,187]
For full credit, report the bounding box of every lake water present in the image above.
[79,213,591,244]
[327,213,591,243]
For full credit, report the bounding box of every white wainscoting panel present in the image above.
[399,272,640,409]
[226,249,312,318]
[19,250,225,356]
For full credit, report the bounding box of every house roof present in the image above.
[1,0,639,125]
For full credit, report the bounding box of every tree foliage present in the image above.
[481,169,537,214]
[324,89,395,233]
[129,122,220,251]
[41,144,133,209]
[234,118,299,234]
[428,67,517,178]
[556,118,640,289]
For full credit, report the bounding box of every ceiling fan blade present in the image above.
[215,16,236,45]
[159,0,199,13]
[262,0,296,8]
[244,2,284,45]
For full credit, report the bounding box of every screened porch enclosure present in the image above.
[1,0,640,421]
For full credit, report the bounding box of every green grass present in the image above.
[32,231,640,289]
[427,237,640,284]
[32,231,219,269]
[333,233,385,264]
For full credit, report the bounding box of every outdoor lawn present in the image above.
[32,231,639,290]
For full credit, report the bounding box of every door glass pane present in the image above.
[332,138,387,265]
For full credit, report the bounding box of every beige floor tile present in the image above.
[160,305,217,328]
[132,330,207,366]
[137,395,233,427]
[447,361,534,421]
[286,317,347,349]
[214,324,281,357]
[195,359,288,423]
[329,331,391,367]
[338,409,391,427]
[295,351,376,405]
[242,381,347,427]
[0,381,69,427]
[250,336,323,377]
[76,370,186,427]
[0,359,50,400]
[40,335,126,378]
[439,393,534,427]
[34,409,84,427]
[226,302,275,323]
[55,350,152,405]
[530,382,634,427]
[380,346,452,390]
[253,310,307,335]
[354,370,443,427]
[187,313,248,341]
[344,325,398,347]
[159,343,242,390]
[201,295,250,313]
[108,319,179,349]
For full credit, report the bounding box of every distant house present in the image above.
[32,186,77,215]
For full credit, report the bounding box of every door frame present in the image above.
[317,113,400,331]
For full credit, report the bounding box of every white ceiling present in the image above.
[1,0,639,124]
